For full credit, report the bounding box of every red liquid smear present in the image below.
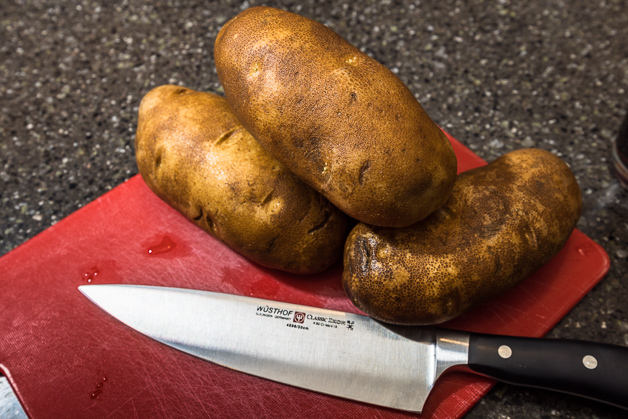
[82,267,100,283]
[250,277,281,298]
[147,236,176,255]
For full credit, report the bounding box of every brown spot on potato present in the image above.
[205,213,215,231]
[214,127,239,146]
[354,236,372,277]
[307,207,331,234]
[154,147,164,169]
[338,180,354,194]
[192,206,204,221]
[358,160,371,185]
[266,235,279,254]
[259,188,274,205]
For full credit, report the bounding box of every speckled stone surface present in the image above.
[1,0,627,417]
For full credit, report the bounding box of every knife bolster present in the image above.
[434,329,471,382]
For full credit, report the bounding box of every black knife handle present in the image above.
[467,333,628,409]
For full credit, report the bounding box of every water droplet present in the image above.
[575,242,595,258]
[90,376,108,400]
[82,267,100,283]
[147,236,176,255]
[344,54,358,66]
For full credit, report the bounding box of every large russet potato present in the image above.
[135,85,349,274]
[214,6,457,228]
[343,149,582,325]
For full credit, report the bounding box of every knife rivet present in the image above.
[582,355,598,369]
[498,345,512,359]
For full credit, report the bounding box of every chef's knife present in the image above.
[79,284,628,412]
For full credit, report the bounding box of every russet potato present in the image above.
[343,149,582,325]
[214,6,457,228]
[135,85,349,274]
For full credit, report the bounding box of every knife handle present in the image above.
[467,333,628,409]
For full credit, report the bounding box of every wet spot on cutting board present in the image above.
[141,234,190,259]
[78,260,123,284]
[147,235,176,255]
[90,376,108,400]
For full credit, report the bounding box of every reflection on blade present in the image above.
[79,284,439,412]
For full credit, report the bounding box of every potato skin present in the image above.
[343,149,582,325]
[135,85,349,274]
[214,6,457,228]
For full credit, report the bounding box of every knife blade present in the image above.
[79,284,628,412]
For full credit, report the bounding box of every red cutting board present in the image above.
[0,133,610,419]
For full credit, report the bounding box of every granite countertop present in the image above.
[1,0,627,417]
